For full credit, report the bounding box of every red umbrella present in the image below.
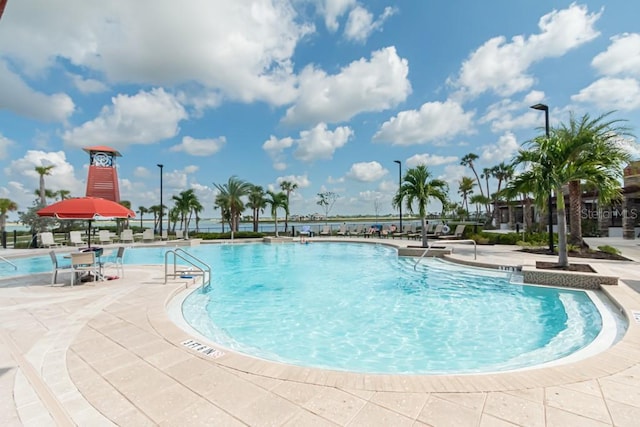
[37,197,136,247]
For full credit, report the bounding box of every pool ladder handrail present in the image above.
[164,248,211,289]
[0,255,17,270]
[414,239,477,270]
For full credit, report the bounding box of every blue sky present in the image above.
[1,0,639,221]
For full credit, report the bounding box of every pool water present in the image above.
[177,243,605,374]
[0,243,610,374]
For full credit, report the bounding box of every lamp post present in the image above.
[530,103,554,254]
[393,160,402,233]
[157,164,163,239]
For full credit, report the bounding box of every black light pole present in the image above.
[530,103,554,254]
[393,160,402,233]
[157,164,163,239]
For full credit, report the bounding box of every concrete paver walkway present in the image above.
[1,237,640,426]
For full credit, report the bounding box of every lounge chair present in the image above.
[426,223,444,238]
[350,224,363,237]
[69,231,85,246]
[98,230,112,245]
[336,224,348,236]
[40,232,63,248]
[142,229,155,242]
[49,250,72,285]
[319,225,331,236]
[175,229,183,239]
[299,225,312,238]
[439,224,466,239]
[119,229,134,243]
[103,246,125,278]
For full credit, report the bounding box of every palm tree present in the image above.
[492,162,514,226]
[0,198,18,233]
[56,189,71,200]
[246,185,267,232]
[392,165,448,247]
[460,153,484,201]
[555,112,634,247]
[213,176,251,233]
[509,125,630,267]
[35,165,55,206]
[279,180,298,234]
[119,200,132,231]
[457,176,476,215]
[265,190,288,237]
[137,206,148,228]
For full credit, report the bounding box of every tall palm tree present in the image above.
[509,126,630,267]
[392,165,448,247]
[265,190,288,237]
[35,165,55,206]
[279,180,298,234]
[457,176,476,214]
[137,206,148,228]
[118,200,132,231]
[246,185,267,232]
[555,112,634,247]
[492,162,514,226]
[213,176,251,232]
[56,189,71,200]
[460,153,484,200]
[0,198,18,233]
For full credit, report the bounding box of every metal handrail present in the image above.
[414,239,477,270]
[0,255,17,270]
[164,248,211,289]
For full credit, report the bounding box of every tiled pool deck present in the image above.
[1,236,640,426]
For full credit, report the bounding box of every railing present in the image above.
[164,248,211,290]
[414,239,477,270]
[0,255,17,270]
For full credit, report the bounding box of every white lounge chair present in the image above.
[299,225,312,237]
[40,232,63,248]
[175,229,183,239]
[336,224,348,236]
[319,225,331,236]
[98,230,112,245]
[119,229,134,243]
[69,231,85,246]
[142,229,155,242]
[439,224,466,239]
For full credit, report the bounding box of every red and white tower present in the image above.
[84,145,121,202]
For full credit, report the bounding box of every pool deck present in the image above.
[1,237,640,426]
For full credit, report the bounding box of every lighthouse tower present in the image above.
[83,145,122,202]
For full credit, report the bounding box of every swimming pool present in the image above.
[1,243,622,374]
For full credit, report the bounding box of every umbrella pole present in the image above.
[87,220,92,248]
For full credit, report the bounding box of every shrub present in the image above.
[598,245,621,255]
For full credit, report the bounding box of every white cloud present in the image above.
[406,154,458,168]
[0,60,74,122]
[450,3,601,98]
[344,6,396,43]
[170,136,226,156]
[316,0,357,32]
[345,161,388,182]
[294,123,353,162]
[592,33,640,77]
[68,73,109,94]
[480,132,520,163]
[263,135,294,169]
[133,166,150,178]
[62,88,187,149]
[3,150,85,208]
[276,174,311,189]
[572,77,640,111]
[373,100,475,145]
[0,0,312,106]
[0,133,14,160]
[442,165,467,187]
[480,92,547,133]
[283,46,411,124]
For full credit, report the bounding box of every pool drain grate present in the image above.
[182,339,225,358]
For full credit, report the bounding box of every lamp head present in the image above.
[157,163,163,169]
[530,103,548,112]
[393,160,401,165]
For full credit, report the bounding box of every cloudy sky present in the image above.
[1,0,639,221]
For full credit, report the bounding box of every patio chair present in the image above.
[103,246,125,278]
[336,224,348,236]
[319,225,331,236]
[98,230,112,245]
[49,250,72,285]
[69,231,85,246]
[119,229,134,243]
[40,232,63,248]
[299,225,312,238]
[350,224,363,237]
[426,223,444,238]
[175,229,183,239]
[70,251,102,286]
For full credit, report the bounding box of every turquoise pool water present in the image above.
[1,243,607,374]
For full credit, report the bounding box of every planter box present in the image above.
[521,265,618,289]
